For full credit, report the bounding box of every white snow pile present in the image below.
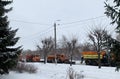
[1,63,120,79]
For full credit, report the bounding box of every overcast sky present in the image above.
[8,0,116,50]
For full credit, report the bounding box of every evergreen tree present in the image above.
[108,38,120,70]
[105,0,120,32]
[105,0,120,71]
[0,0,21,74]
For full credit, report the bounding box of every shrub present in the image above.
[115,62,120,72]
[67,67,84,79]
[14,62,37,73]
[25,64,37,73]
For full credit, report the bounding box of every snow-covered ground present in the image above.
[1,63,120,79]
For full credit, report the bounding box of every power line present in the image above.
[9,15,106,27]
[10,15,106,26]
[57,15,110,34]
[60,15,106,26]
[21,26,53,40]
[10,19,51,26]
[15,15,110,41]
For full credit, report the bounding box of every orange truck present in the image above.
[81,51,108,66]
[26,54,40,62]
[47,54,69,63]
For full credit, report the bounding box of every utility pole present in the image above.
[54,22,57,64]
[54,20,60,64]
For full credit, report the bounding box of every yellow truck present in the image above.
[81,51,108,66]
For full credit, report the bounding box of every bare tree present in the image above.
[59,36,69,56]
[37,37,54,64]
[71,39,77,66]
[67,38,79,66]
[81,42,95,51]
[60,36,80,66]
[88,28,111,68]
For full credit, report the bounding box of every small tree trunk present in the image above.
[44,54,46,64]
[55,53,57,64]
[98,52,101,69]
[70,49,73,66]
[45,56,47,64]
[44,52,47,64]
[70,55,73,66]
[108,54,110,66]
